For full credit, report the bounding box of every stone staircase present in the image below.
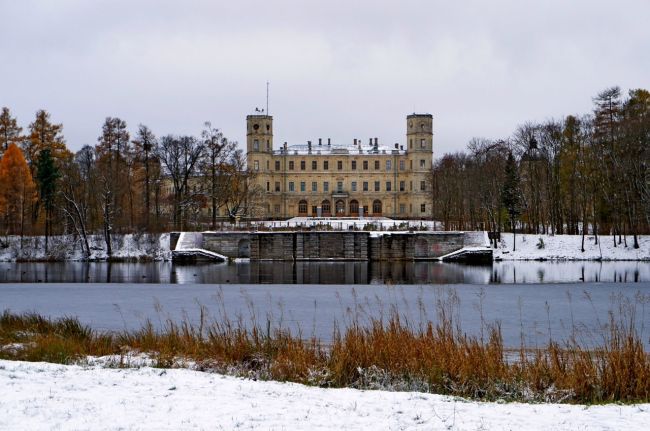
[172,232,227,262]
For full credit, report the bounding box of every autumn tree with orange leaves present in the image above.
[0,143,37,238]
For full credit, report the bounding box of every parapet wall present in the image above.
[185,231,490,262]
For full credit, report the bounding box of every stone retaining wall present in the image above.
[183,231,489,261]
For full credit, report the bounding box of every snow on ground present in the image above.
[0,233,171,262]
[1,360,648,430]
[495,233,650,261]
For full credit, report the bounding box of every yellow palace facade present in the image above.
[247,113,433,219]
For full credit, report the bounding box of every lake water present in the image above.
[1,261,649,348]
[2,261,650,284]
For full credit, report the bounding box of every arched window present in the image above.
[372,199,382,215]
[349,200,359,215]
[298,200,308,214]
[321,200,331,216]
[335,200,345,215]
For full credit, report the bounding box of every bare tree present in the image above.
[156,135,204,230]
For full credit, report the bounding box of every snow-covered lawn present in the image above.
[1,360,648,430]
[0,233,170,262]
[495,233,650,261]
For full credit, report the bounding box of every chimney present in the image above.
[353,138,357,146]
[400,145,403,150]
[318,138,322,146]
[394,143,398,149]
[327,138,331,146]
[307,140,312,153]
[368,138,372,146]
[374,137,378,146]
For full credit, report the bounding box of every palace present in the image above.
[247,113,434,219]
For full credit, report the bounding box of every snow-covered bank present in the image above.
[495,233,650,261]
[0,360,647,430]
[0,233,171,262]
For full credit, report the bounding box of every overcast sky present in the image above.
[1,0,649,156]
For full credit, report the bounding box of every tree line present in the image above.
[428,86,650,248]
[430,87,650,247]
[0,109,260,256]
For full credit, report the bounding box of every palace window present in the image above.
[374,160,379,170]
[351,181,357,192]
[323,181,329,192]
[289,182,295,192]
[266,160,269,170]
[312,160,317,170]
[267,140,270,151]
[298,200,308,214]
[386,181,391,192]
[337,181,343,192]
[275,182,280,192]
[275,160,280,170]
[266,182,270,192]
[420,181,426,191]
[322,200,331,214]
[399,181,405,192]
[289,161,294,170]
[312,182,317,192]
[421,203,426,213]
[400,160,405,170]
[399,204,406,214]
[274,204,281,214]
[363,160,368,170]
[324,160,329,170]
[300,182,306,192]
[386,160,391,171]
[374,181,380,192]
[253,139,259,151]
[253,160,259,171]
[351,160,357,170]
[350,200,359,214]
[337,160,343,170]
[420,159,426,168]
[372,199,382,214]
[363,181,368,191]
[300,160,306,170]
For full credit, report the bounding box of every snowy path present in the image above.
[1,360,648,430]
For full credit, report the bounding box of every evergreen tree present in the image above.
[501,152,522,251]
[36,149,59,253]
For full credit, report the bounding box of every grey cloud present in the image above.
[1,0,648,155]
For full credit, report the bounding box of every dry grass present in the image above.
[1,300,649,404]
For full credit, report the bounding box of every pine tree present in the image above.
[501,152,522,251]
[0,144,36,237]
[0,107,23,158]
[36,149,59,253]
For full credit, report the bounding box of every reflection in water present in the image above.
[1,261,650,284]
